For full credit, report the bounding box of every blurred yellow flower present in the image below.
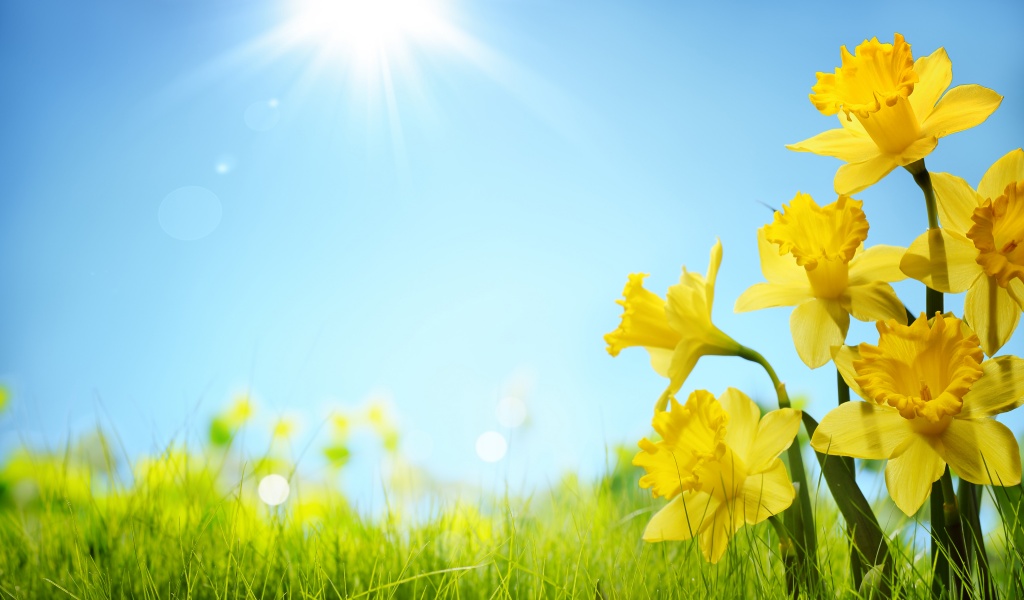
[227,394,255,425]
[736,193,907,368]
[272,417,296,439]
[634,388,800,563]
[331,413,352,436]
[901,148,1024,356]
[788,33,1002,195]
[605,240,743,410]
[0,385,9,413]
[811,314,1024,516]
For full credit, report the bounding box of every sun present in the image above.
[282,0,455,75]
[177,0,500,157]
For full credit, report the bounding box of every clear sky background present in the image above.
[2,0,1022,507]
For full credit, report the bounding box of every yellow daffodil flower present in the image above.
[901,148,1024,356]
[634,388,800,563]
[811,314,1024,516]
[605,240,744,410]
[735,193,907,368]
[788,33,1002,195]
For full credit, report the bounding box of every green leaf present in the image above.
[802,413,890,570]
[993,483,1024,564]
[208,417,233,447]
[323,444,351,468]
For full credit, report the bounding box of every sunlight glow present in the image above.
[496,396,527,429]
[475,431,507,463]
[285,0,452,72]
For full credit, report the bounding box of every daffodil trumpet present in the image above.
[815,313,1024,595]
[812,313,1024,511]
[736,193,908,370]
[789,33,1002,195]
[633,388,801,564]
[901,149,1024,357]
[604,240,744,412]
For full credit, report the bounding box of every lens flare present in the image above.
[475,431,507,463]
[258,474,291,506]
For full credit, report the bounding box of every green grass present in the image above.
[0,432,1022,599]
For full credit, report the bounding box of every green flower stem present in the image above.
[737,345,818,588]
[930,484,950,598]
[939,468,969,597]
[836,369,862,588]
[767,515,798,598]
[911,163,993,592]
[926,282,949,598]
[958,481,995,599]
[836,370,850,405]
[909,159,977,597]
[906,159,939,230]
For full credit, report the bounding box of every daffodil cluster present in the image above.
[604,32,1023,591]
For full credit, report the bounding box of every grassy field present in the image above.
[1,424,1022,599]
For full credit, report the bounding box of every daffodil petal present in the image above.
[790,298,849,369]
[706,238,723,308]
[756,228,806,285]
[747,408,800,473]
[897,136,941,166]
[667,273,709,332]
[667,243,721,320]
[1010,278,1024,309]
[844,282,907,324]
[665,340,701,396]
[810,401,910,460]
[848,245,908,285]
[785,128,879,163]
[885,435,944,516]
[643,491,722,542]
[932,172,983,236]
[699,501,745,564]
[978,148,1024,201]
[833,345,869,400]
[959,356,1024,419]
[735,282,813,312]
[719,388,760,461]
[900,228,983,293]
[964,275,1021,357]
[647,348,673,378]
[741,459,795,525]
[921,84,1003,139]
[909,48,952,118]
[939,418,1022,486]
[835,153,899,195]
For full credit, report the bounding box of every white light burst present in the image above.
[258,474,291,506]
[283,0,455,75]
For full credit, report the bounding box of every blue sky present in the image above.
[2,0,1022,504]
